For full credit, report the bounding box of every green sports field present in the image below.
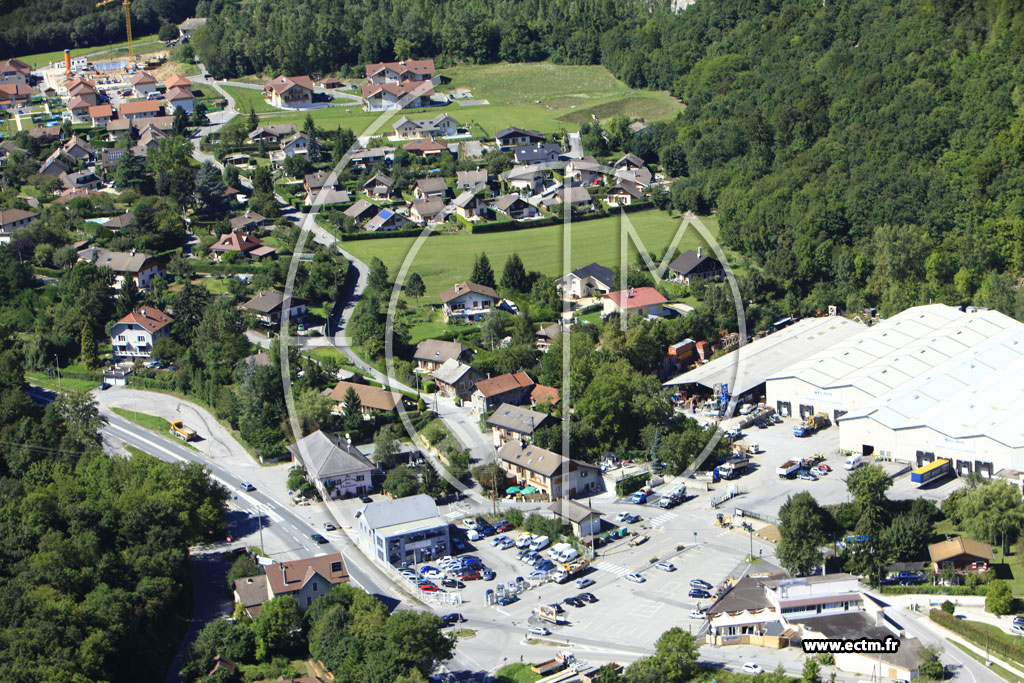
[340,210,724,298]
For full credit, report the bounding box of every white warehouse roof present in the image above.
[664,316,866,396]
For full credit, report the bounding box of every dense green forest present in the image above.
[186,0,1024,319]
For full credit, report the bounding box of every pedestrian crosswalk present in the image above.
[648,511,677,528]
[594,561,630,577]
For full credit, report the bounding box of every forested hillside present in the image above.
[190,0,1024,319]
[0,0,196,60]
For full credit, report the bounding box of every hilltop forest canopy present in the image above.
[189,0,1024,319]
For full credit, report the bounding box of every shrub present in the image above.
[940,600,955,614]
[506,509,524,528]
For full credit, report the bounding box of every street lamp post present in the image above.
[54,354,61,392]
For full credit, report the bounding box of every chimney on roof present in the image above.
[697,247,702,258]
[282,564,289,583]
[246,577,253,584]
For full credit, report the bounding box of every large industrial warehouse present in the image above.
[766,304,1024,477]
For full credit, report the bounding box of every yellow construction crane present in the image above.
[94,0,134,63]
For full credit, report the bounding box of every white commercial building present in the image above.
[766,304,1024,476]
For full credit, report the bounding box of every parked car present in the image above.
[563,596,584,608]
[324,523,336,531]
[690,579,712,590]
[482,567,496,581]
[496,520,513,532]
[99,382,111,390]
[528,626,550,636]
[528,570,548,581]
[1013,616,1024,626]
[575,578,595,589]
[442,578,465,589]
[360,495,373,504]
[742,664,763,675]
[810,466,828,477]
[625,572,646,583]
[462,518,478,529]
[578,592,598,603]
[442,613,465,625]
[419,565,440,576]
[490,535,509,547]
[460,556,483,568]
[688,609,706,619]
[515,534,535,548]
[420,583,441,593]
[239,482,256,492]
[689,588,711,599]
[461,570,482,581]
[656,561,676,572]
[497,538,515,550]
[796,470,818,481]
[1011,625,1024,637]
[451,538,466,552]
[310,533,328,544]
[631,492,647,504]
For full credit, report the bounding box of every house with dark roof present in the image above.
[76,247,164,288]
[110,307,173,359]
[413,339,472,372]
[506,166,545,194]
[456,168,488,192]
[605,180,645,206]
[472,371,535,414]
[535,322,563,352]
[668,247,724,285]
[564,156,605,186]
[414,177,448,200]
[178,17,208,40]
[497,441,601,500]
[453,191,486,221]
[410,197,445,225]
[38,151,69,176]
[548,498,603,537]
[364,208,408,232]
[287,430,376,499]
[247,124,297,144]
[615,165,653,188]
[60,169,101,192]
[403,139,450,157]
[602,286,668,319]
[0,58,31,85]
[0,208,38,242]
[560,262,614,299]
[233,552,348,617]
[496,127,545,150]
[487,403,553,446]
[357,494,450,567]
[439,281,499,323]
[493,194,540,221]
[101,210,134,232]
[614,153,646,171]
[431,358,484,403]
[264,75,314,108]
[363,172,394,199]
[513,144,563,165]
[540,185,593,211]
[344,199,381,225]
[229,210,267,233]
[327,380,404,416]
[349,146,390,170]
[240,290,308,328]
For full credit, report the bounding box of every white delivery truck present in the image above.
[844,454,864,470]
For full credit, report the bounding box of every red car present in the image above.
[817,464,831,472]
[461,570,482,581]
[495,521,514,533]
[420,583,441,592]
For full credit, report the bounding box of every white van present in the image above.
[844,454,863,470]
[515,533,534,548]
[548,542,572,560]
[529,535,550,551]
[467,529,482,541]
[556,547,580,563]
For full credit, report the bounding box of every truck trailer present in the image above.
[776,460,800,478]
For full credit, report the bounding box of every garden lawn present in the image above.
[342,210,725,299]
[25,372,99,392]
[494,663,542,683]
[17,33,159,69]
[221,85,277,114]
[111,407,199,451]
[991,547,1024,596]
[257,62,683,137]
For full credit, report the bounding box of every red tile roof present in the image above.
[265,552,349,596]
[120,99,162,116]
[164,74,192,89]
[118,306,173,333]
[531,384,560,406]
[210,230,262,253]
[265,75,314,94]
[475,372,534,398]
[365,59,435,78]
[128,72,157,86]
[403,139,449,154]
[604,286,667,310]
[88,104,113,118]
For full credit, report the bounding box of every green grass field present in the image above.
[15,33,159,69]
[111,407,199,451]
[342,209,723,298]
[26,372,99,392]
[221,85,277,114]
[254,62,683,137]
[494,663,542,683]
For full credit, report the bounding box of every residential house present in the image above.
[456,169,488,192]
[229,210,267,233]
[357,494,451,567]
[28,126,59,144]
[928,537,994,575]
[493,195,540,221]
[327,380,404,417]
[0,58,31,85]
[668,247,724,284]
[177,17,208,40]
[391,113,459,139]
[110,306,173,359]
[564,156,605,186]
[605,181,645,206]
[66,96,92,123]
[131,125,168,156]
[62,136,93,162]
[453,191,485,221]
[487,403,553,446]
[365,59,436,85]
[410,197,445,225]
[344,199,380,225]
[513,144,562,165]
[548,498,603,537]
[0,141,25,166]
[614,153,646,171]
[412,339,471,372]
[164,73,193,92]
[432,358,484,403]
[287,430,376,500]
[471,371,535,414]
[530,384,560,409]
[535,321,563,352]
[0,83,32,110]
[615,165,653,188]
[98,147,126,173]
[560,262,614,299]
[128,71,158,97]
[280,131,308,157]
[247,124,296,144]
[439,281,499,323]
[38,151,69,176]
[67,78,99,105]
[414,178,447,200]
[53,188,99,204]
[102,210,134,232]
[0,208,38,243]
[164,87,195,114]
[208,231,277,261]
[264,75,314,108]
[496,441,601,500]
[350,146,390,170]
[240,290,308,328]
[361,81,434,111]
[307,188,350,207]
[88,104,113,126]
[76,247,164,288]
[105,118,134,140]
[496,127,545,150]
[320,77,343,89]
[364,208,408,232]
[541,186,592,211]
[506,165,545,194]
[303,170,337,202]
[119,99,162,121]
[402,139,449,157]
[233,552,349,617]
[60,169,101,191]
[362,172,394,199]
[603,287,668,319]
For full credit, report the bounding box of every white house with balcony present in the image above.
[110,307,173,360]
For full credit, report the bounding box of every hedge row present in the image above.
[615,472,650,498]
[339,227,437,241]
[879,584,989,596]
[930,609,1024,666]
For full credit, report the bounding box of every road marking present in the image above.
[649,512,678,528]
[594,561,629,577]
